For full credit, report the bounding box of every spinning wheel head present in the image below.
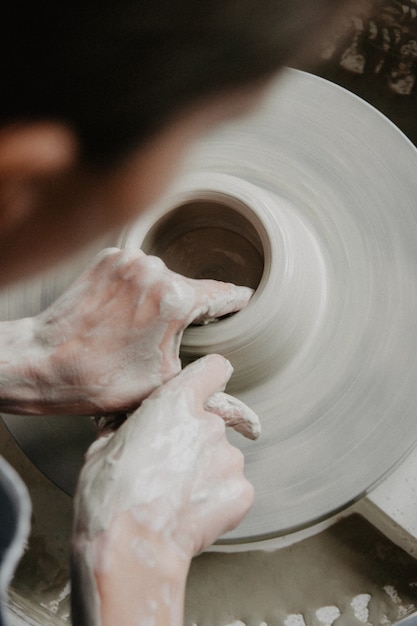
[3,70,417,545]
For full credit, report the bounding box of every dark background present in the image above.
[308,0,417,145]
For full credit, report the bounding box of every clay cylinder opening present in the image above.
[141,199,265,290]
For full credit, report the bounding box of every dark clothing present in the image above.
[0,458,31,626]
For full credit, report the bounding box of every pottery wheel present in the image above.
[2,69,417,545]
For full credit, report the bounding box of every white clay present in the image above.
[315,605,341,626]
[284,614,306,626]
[350,594,371,623]
[205,392,261,440]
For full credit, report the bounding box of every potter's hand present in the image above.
[74,355,255,553]
[71,355,256,626]
[0,248,252,416]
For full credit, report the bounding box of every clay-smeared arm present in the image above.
[71,355,257,626]
[0,248,252,416]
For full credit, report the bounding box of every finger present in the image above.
[187,278,254,325]
[204,392,261,440]
[150,354,234,403]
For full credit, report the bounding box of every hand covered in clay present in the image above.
[71,356,257,626]
[0,248,252,415]
[74,354,256,554]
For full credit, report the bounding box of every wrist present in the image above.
[99,510,190,581]
[73,511,190,626]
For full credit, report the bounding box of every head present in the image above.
[0,0,361,286]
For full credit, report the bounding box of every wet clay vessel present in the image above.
[3,70,417,545]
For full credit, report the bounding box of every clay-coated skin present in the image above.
[72,355,255,626]
[0,247,253,416]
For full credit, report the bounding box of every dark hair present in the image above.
[1,1,358,165]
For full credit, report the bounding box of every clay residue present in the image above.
[185,515,417,626]
[3,413,417,626]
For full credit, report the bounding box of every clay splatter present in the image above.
[316,605,341,625]
[351,594,371,623]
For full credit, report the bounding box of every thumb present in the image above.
[150,354,234,404]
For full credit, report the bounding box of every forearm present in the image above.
[0,317,104,415]
[71,512,190,626]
